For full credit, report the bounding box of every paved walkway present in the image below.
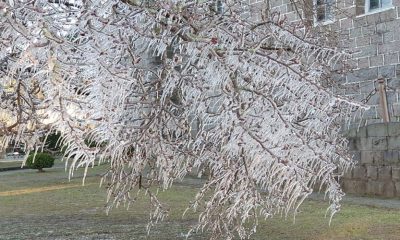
[309,192,400,210]
[0,183,96,197]
[0,158,24,162]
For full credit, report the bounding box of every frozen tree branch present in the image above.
[0,0,366,239]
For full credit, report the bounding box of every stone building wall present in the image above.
[344,122,400,197]
[242,0,400,197]
[266,0,400,127]
[339,2,400,127]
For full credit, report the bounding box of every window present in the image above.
[216,0,224,15]
[314,0,334,23]
[365,0,392,12]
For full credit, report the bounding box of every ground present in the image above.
[0,160,399,240]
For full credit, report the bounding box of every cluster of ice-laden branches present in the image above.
[0,0,367,239]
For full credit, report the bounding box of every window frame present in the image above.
[313,0,335,24]
[365,0,392,13]
[216,0,224,15]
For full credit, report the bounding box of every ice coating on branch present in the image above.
[0,0,364,239]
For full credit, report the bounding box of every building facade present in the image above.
[261,0,400,196]
[265,0,400,127]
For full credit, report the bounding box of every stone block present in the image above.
[356,36,370,47]
[332,73,346,82]
[394,31,400,41]
[356,127,368,137]
[378,166,392,181]
[269,0,283,7]
[383,181,396,197]
[396,64,400,78]
[350,27,362,38]
[340,18,353,29]
[378,41,400,55]
[388,123,400,136]
[378,65,396,79]
[360,81,375,94]
[346,67,378,82]
[341,38,356,48]
[386,92,396,105]
[392,167,400,181]
[370,54,384,67]
[386,17,400,31]
[371,137,388,151]
[383,32,393,43]
[387,78,400,90]
[366,93,380,105]
[367,123,388,137]
[354,16,367,27]
[360,106,379,120]
[353,166,366,179]
[366,12,380,24]
[373,151,385,164]
[379,8,396,22]
[342,180,366,194]
[392,105,400,119]
[395,181,400,197]
[376,22,387,34]
[358,56,369,68]
[359,138,372,151]
[361,151,384,165]
[350,93,366,103]
[346,59,358,69]
[366,180,384,195]
[388,136,400,150]
[359,137,386,151]
[366,119,382,125]
[343,82,361,94]
[383,150,399,164]
[367,166,378,180]
[384,52,399,65]
[362,25,376,36]
[353,45,378,59]
[370,34,383,44]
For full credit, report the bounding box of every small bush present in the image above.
[26,153,55,172]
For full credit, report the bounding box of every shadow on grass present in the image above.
[0,165,399,240]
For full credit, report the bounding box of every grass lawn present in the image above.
[0,164,399,240]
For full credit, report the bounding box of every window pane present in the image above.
[326,0,333,20]
[317,5,326,21]
[381,0,391,7]
[216,0,223,14]
[369,0,380,10]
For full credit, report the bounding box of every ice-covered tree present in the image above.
[0,0,366,239]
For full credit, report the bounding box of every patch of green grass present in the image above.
[253,201,400,240]
[0,165,399,240]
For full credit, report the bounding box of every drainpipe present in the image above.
[378,78,390,123]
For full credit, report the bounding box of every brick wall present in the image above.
[251,0,400,197]
[265,0,400,127]
[344,122,400,197]
[340,3,400,127]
